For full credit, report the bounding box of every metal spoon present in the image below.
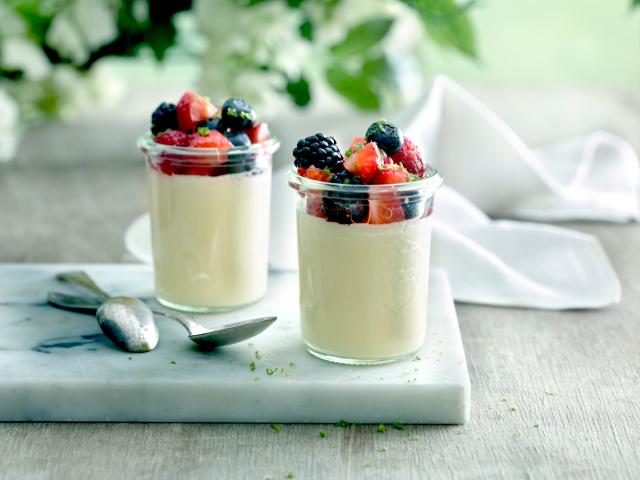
[53,271,277,348]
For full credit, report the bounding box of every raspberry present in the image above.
[390,137,425,177]
[155,130,189,146]
[293,133,344,172]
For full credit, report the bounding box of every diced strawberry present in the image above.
[305,165,332,182]
[345,137,366,157]
[155,130,189,147]
[343,142,383,184]
[176,92,217,132]
[369,193,405,224]
[390,137,425,177]
[246,122,270,143]
[297,167,307,177]
[371,164,410,185]
[186,129,233,149]
[306,194,326,218]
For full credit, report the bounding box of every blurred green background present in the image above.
[426,0,639,89]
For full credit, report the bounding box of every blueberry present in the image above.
[225,130,251,148]
[321,170,369,224]
[365,120,403,155]
[221,98,256,130]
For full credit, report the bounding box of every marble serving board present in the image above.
[0,264,470,424]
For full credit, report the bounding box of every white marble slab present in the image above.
[0,264,469,424]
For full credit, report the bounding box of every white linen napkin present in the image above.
[268,76,635,309]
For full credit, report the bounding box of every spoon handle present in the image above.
[149,308,208,336]
[56,271,111,300]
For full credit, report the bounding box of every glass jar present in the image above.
[288,168,443,365]
[138,134,280,312]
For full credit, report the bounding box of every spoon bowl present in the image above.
[96,297,159,353]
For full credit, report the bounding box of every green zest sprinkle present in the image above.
[287,472,295,479]
[289,362,296,368]
[392,422,405,431]
[170,360,176,365]
[319,431,326,438]
[270,423,281,432]
[255,351,262,360]
[377,424,386,433]
[253,376,260,381]
[378,447,387,452]
[128,357,132,360]
[197,126,210,136]
[249,361,256,372]
[266,368,276,376]
[336,420,351,428]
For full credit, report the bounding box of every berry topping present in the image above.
[369,194,405,224]
[155,130,189,147]
[293,133,344,172]
[365,120,403,155]
[221,98,257,130]
[343,142,384,184]
[371,164,410,184]
[225,130,251,148]
[246,122,270,144]
[151,102,178,135]
[187,129,233,149]
[198,118,222,132]
[321,171,369,224]
[390,137,425,177]
[304,165,332,182]
[176,92,217,132]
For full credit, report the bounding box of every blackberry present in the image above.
[293,133,344,172]
[151,102,178,135]
[225,130,251,147]
[221,98,256,130]
[365,120,403,155]
[322,170,369,224]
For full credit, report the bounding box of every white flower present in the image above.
[0,89,20,162]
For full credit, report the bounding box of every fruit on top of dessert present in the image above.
[303,165,333,182]
[155,130,190,147]
[176,92,217,132]
[369,195,405,224]
[225,130,251,148]
[187,128,233,149]
[390,137,425,177]
[152,93,270,149]
[371,164,410,185]
[365,120,403,155]
[198,118,222,132]
[321,171,369,225]
[293,133,344,172]
[343,141,384,184]
[221,98,257,130]
[151,102,178,135]
[247,123,270,144]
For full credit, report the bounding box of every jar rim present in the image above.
[137,132,281,165]
[287,168,443,199]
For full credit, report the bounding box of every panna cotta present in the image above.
[148,167,271,310]
[139,92,279,312]
[296,212,432,360]
[288,122,442,364]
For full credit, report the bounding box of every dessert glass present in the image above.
[138,134,280,312]
[288,169,443,365]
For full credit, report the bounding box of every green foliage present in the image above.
[401,0,477,58]
[330,18,394,59]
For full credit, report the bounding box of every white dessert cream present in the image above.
[296,211,432,361]
[148,167,271,310]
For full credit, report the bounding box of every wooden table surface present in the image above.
[1,87,639,479]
